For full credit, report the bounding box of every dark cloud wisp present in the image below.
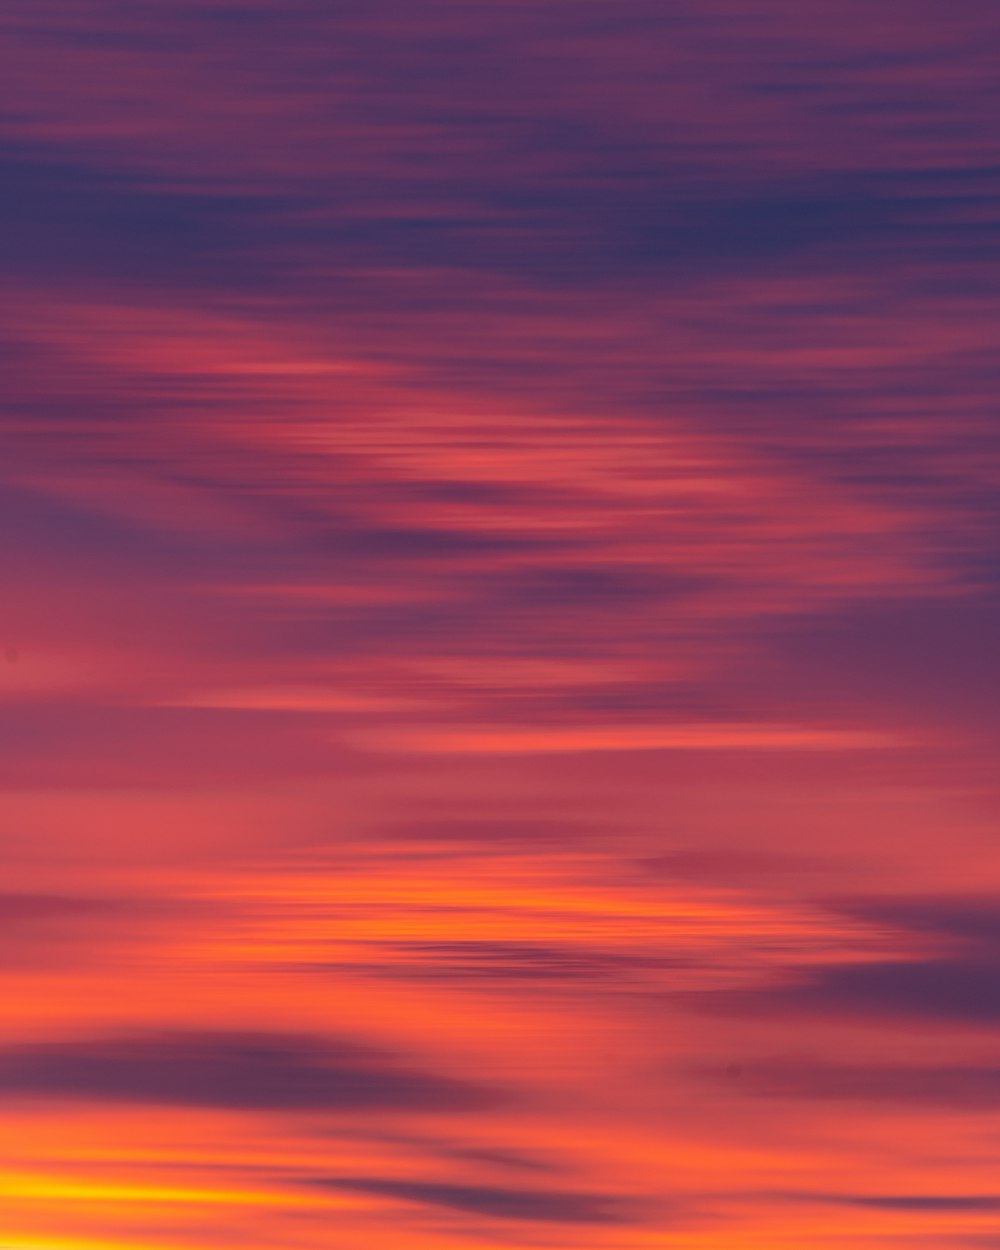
[308,1177,633,1224]
[707,1059,1000,1108]
[0,1030,497,1112]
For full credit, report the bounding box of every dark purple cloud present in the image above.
[0,143,273,288]
[834,895,1000,948]
[759,595,1000,731]
[694,893,1000,1025]
[706,1060,1000,1108]
[308,1177,633,1224]
[700,944,1000,1026]
[777,955,1000,1024]
[0,1030,497,1112]
[793,1193,1000,1213]
[438,1145,561,1174]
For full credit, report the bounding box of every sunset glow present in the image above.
[3,1,1000,1247]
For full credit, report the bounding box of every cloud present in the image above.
[707,1059,1000,1108]
[695,892,1000,1025]
[795,1193,1000,1213]
[386,940,662,984]
[0,1,998,1247]
[761,596,1000,732]
[0,142,270,289]
[308,1177,632,1224]
[834,895,1000,948]
[840,1195,1000,1212]
[0,1030,497,1112]
[438,1145,560,1174]
[707,953,1000,1026]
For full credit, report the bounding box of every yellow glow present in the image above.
[0,1172,343,1210]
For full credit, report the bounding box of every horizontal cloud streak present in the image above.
[310,1176,633,1224]
[708,1060,1000,1108]
[0,1031,497,1112]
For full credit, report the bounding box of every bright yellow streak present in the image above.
[0,1241,175,1250]
[0,1171,343,1210]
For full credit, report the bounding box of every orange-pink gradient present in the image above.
[3,2,1000,1247]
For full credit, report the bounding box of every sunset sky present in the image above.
[3,2,1000,1247]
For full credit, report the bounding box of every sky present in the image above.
[2,1,1000,1247]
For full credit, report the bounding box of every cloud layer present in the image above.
[2,1,999,1248]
